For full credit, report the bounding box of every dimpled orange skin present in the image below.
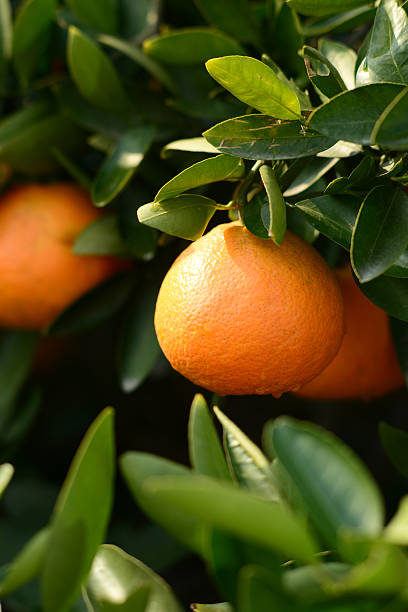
[154,221,345,397]
[295,267,404,401]
[0,182,127,330]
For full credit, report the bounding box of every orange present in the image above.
[0,182,127,330]
[154,221,345,396]
[295,267,404,401]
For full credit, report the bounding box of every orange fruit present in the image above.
[0,182,128,330]
[295,267,404,401]
[154,221,345,396]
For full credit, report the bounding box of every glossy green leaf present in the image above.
[243,192,271,239]
[303,45,347,99]
[265,417,384,548]
[293,194,361,249]
[204,115,336,160]
[116,281,161,393]
[379,422,408,480]
[286,208,319,243]
[319,39,357,90]
[12,0,56,87]
[92,126,156,207]
[47,272,135,335]
[372,88,408,150]
[206,56,301,120]
[355,274,408,322]
[143,28,245,65]
[84,544,182,612]
[0,527,50,596]
[351,185,408,282]
[64,0,117,34]
[390,318,408,385]
[120,452,207,555]
[287,0,372,17]
[193,0,260,46]
[188,395,230,481]
[308,83,405,144]
[162,137,219,156]
[259,165,286,245]
[355,0,408,87]
[214,407,279,501]
[302,5,375,37]
[262,55,312,111]
[42,408,115,612]
[143,474,318,561]
[384,497,408,545]
[137,194,218,241]
[238,565,292,612]
[317,140,362,158]
[283,158,338,197]
[117,188,158,261]
[155,155,244,202]
[74,215,133,258]
[67,26,129,112]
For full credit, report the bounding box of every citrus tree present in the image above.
[1,0,408,610]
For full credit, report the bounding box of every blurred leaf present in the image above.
[188,395,231,481]
[84,544,182,612]
[390,318,408,386]
[42,408,115,612]
[67,26,129,112]
[0,463,13,498]
[0,0,12,78]
[120,452,207,555]
[98,33,176,93]
[303,45,346,99]
[155,155,245,202]
[354,273,408,322]
[355,0,408,87]
[137,194,218,240]
[264,417,384,549]
[379,422,408,480]
[282,562,351,602]
[64,0,117,34]
[319,39,357,90]
[74,215,134,257]
[193,0,260,46]
[119,0,159,40]
[92,125,156,207]
[308,83,405,145]
[143,28,245,65]
[0,527,49,597]
[283,158,338,197]
[52,148,92,192]
[162,137,219,156]
[384,496,408,545]
[1,385,42,449]
[12,0,56,87]
[302,5,375,37]
[351,185,408,283]
[287,0,372,17]
[275,4,304,77]
[214,407,279,501]
[238,565,292,612]
[116,280,161,393]
[117,187,158,261]
[143,474,318,561]
[206,56,301,120]
[259,164,286,245]
[47,272,135,335]
[192,605,233,612]
[372,88,408,150]
[204,115,336,160]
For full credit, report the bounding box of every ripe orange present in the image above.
[154,221,345,396]
[295,267,404,401]
[0,182,128,330]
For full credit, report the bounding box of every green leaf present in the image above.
[64,0,117,34]
[0,462,13,498]
[384,497,408,545]
[142,474,318,562]
[137,194,218,241]
[243,192,271,240]
[119,0,159,40]
[117,187,158,261]
[47,272,135,335]
[214,407,279,501]
[116,281,161,393]
[84,544,182,612]
[204,115,336,160]
[379,422,408,480]
[155,155,245,202]
[351,185,408,282]
[0,0,12,75]
[265,417,384,549]
[143,28,245,65]
[319,39,357,90]
[192,605,233,612]
[12,0,56,87]
[193,0,260,46]
[354,272,408,322]
[287,0,372,17]
[0,527,50,596]
[188,395,231,481]
[372,88,408,150]
[67,26,129,112]
[238,565,292,612]
[259,165,286,245]
[1,384,42,448]
[92,126,156,207]
[206,56,301,120]
[303,45,347,99]
[42,408,115,612]
[286,208,320,243]
[308,83,405,144]
[120,452,207,555]
[302,6,375,37]
[355,0,408,86]
[274,4,304,77]
[390,318,408,385]
[262,55,312,111]
[283,158,338,197]
[74,215,134,258]
[162,137,219,156]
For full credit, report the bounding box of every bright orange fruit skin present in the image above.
[154,221,345,396]
[0,182,127,330]
[295,267,404,401]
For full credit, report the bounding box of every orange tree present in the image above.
[1,0,408,611]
